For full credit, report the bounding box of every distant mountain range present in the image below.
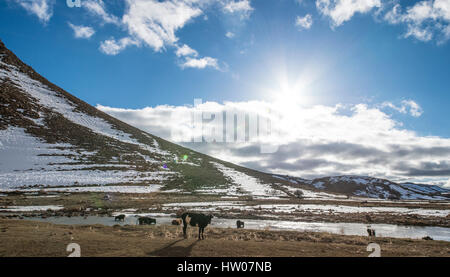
[273,174,450,201]
[0,39,448,201]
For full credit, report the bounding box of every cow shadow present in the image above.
[147,239,199,257]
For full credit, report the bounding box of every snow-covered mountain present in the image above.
[273,174,450,201]
[0,40,448,201]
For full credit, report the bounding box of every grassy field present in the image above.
[0,219,449,257]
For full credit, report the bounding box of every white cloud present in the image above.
[180,56,219,69]
[445,179,450,188]
[405,25,433,41]
[223,0,253,13]
[316,0,381,27]
[404,100,424,117]
[175,44,198,57]
[122,0,203,52]
[311,0,450,44]
[222,0,254,19]
[97,99,450,184]
[175,44,220,70]
[99,37,139,55]
[295,14,313,30]
[225,31,235,38]
[82,0,221,69]
[83,0,120,25]
[15,0,53,23]
[68,23,95,39]
[444,24,450,41]
[381,100,424,117]
[384,0,450,43]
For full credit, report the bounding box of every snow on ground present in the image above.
[0,127,77,174]
[211,162,287,198]
[0,205,63,212]
[0,126,175,189]
[355,186,392,199]
[1,184,163,194]
[328,176,391,185]
[111,212,176,217]
[0,167,173,189]
[312,181,325,189]
[257,204,450,217]
[161,202,450,217]
[353,184,448,201]
[401,183,449,194]
[281,185,348,200]
[26,195,59,198]
[164,201,244,207]
[389,185,448,201]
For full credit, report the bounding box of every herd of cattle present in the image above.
[114,212,228,240]
[115,213,379,240]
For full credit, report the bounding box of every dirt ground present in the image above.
[0,219,449,257]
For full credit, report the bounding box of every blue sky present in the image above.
[1,0,450,185]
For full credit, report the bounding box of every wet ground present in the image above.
[21,214,450,241]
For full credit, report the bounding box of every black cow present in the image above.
[367,228,376,237]
[181,213,213,240]
[115,214,126,221]
[138,217,156,225]
[236,220,245,229]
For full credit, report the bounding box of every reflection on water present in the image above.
[23,215,450,242]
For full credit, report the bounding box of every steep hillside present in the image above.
[0,40,292,198]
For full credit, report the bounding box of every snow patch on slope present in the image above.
[281,185,347,200]
[0,127,174,189]
[212,162,286,198]
[0,127,75,174]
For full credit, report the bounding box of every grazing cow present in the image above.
[367,228,376,237]
[172,218,182,226]
[236,220,245,229]
[181,213,213,240]
[115,214,126,222]
[422,236,433,241]
[138,217,156,225]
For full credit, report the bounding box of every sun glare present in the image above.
[262,60,325,109]
[268,73,312,108]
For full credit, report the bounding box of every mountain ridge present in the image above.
[272,174,450,200]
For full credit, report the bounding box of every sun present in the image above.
[268,74,312,108]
